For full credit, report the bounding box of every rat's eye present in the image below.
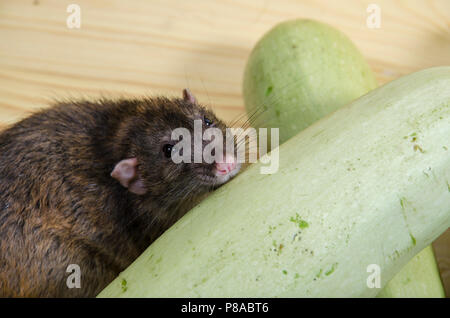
[162,144,173,158]
[204,117,213,127]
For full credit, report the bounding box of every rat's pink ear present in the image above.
[111,158,147,195]
[182,88,197,105]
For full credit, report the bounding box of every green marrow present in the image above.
[243,19,444,297]
[242,19,377,144]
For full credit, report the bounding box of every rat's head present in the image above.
[111,89,241,203]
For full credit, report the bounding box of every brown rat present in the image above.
[0,89,240,297]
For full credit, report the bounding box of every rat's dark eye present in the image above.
[162,144,173,158]
[204,117,213,127]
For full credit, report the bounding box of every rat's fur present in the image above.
[0,95,232,297]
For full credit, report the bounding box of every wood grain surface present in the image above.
[0,0,449,295]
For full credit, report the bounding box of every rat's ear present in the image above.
[111,158,147,195]
[182,88,197,105]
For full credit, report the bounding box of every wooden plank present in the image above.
[1,0,449,127]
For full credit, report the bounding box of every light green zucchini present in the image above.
[242,19,444,297]
[242,19,377,144]
[99,67,450,297]
[377,246,445,297]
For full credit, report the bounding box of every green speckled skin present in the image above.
[377,246,445,297]
[245,20,444,298]
[243,19,377,143]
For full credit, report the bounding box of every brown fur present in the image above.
[0,95,233,297]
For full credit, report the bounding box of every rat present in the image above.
[0,89,241,297]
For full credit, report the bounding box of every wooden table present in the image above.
[1,0,449,295]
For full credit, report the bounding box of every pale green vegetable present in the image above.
[243,19,444,297]
[243,19,377,144]
[99,67,450,297]
[377,246,445,297]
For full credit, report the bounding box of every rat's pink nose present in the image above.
[215,155,237,176]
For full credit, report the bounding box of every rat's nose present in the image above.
[215,154,237,176]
